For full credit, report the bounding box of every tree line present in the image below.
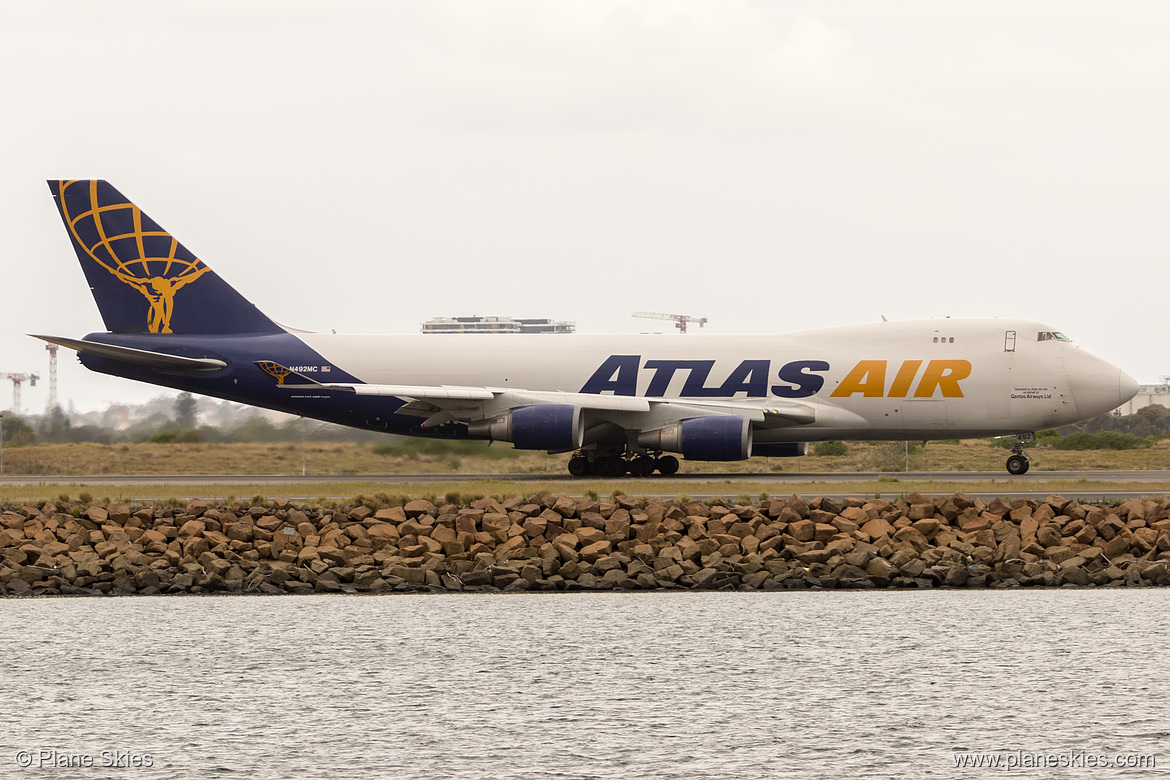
[5,393,1169,450]
[1,393,390,446]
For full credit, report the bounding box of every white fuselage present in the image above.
[297,318,1136,441]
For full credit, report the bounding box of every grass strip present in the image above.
[4,478,1170,504]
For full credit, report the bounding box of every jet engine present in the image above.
[467,405,584,451]
[752,442,809,458]
[636,416,752,461]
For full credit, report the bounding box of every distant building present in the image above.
[1117,382,1170,416]
[421,316,575,335]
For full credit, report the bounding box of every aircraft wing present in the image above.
[257,362,814,428]
[650,398,817,427]
[317,383,497,401]
[280,379,653,411]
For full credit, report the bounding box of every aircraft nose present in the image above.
[1120,369,1139,406]
[1067,351,1138,418]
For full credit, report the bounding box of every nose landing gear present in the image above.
[1005,433,1034,475]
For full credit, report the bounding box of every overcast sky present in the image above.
[2,0,1168,415]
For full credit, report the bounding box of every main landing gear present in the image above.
[1006,433,1034,475]
[567,451,679,477]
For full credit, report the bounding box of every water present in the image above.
[2,591,1168,779]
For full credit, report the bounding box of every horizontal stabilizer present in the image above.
[33,335,227,370]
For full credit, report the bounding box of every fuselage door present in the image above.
[1004,330,1016,352]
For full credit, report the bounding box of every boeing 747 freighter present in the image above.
[37,180,1139,476]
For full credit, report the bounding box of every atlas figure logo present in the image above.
[256,361,294,386]
[55,180,209,334]
[581,356,972,399]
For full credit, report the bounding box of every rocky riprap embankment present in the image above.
[2,492,1169,596]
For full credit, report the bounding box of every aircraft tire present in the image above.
[630,455,656,478]
[655,455,680,476]
[1006,455,1029,475]
[568,455,590,477]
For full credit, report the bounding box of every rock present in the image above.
[1034,525,1062,548]
[866,557,898,579]
[911,518,941,539]
[198,553,233,578]
[831,563,870,583]
[404,499,437,518]
[958,514,994,534]
[579,540,612,562]
[347,505,374,522]
[892,526,930,551]
[796,548,833,565]
[593,554,623,573]
[936,564,967,587]
[389,566,426,585]
[459,568,492,587]
[823,538,854,557]
[788,519,815,542]
[812,523,837,542]
[967,528,996,550]
[224,565,245,587]
[366,523,399,542]
[374,506,407,523]
[400,520,433,537]
[861,517,896,539]
[553,542,579,563]
[223,523,253,543]
[178,520,206,537]
[691,568,719,587]
[1101,535,1131,560]
[839,506,868,525]
[2,493,1165,595]
[575,527,606,546]
[182,537,210,559]
[317,546,349,564]
[551,496,578,518]
[1141,562,1170,586]
[907,503,936,521]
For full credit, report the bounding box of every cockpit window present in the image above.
[1037,331,1071,342]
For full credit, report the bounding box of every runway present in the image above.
[3,469,1170,487]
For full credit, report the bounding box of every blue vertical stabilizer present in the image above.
[47,180,283,335]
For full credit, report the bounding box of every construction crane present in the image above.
[3,373,38,415]
[632,311,708,334]
[45,344,59,411]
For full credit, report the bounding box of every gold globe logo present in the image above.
[57,180,210,334]
[255,361,293,386]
